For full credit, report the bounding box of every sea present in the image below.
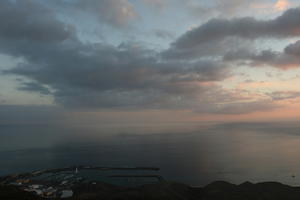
[1,121,300,186]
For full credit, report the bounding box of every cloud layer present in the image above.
[224,40,300,69]
[1,0,300,115]
[165,8,300,59]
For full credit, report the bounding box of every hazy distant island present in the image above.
[2,166,300,200]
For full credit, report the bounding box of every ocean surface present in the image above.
[1,121,300,186]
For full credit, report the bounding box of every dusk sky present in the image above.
[1,0,300,124]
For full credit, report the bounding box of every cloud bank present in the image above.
[165,7,300,59]
[1,0,300,115]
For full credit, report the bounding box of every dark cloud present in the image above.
[5,41,230,109]
[0,0,233,112]
[224,40,300,69]
[224,49,276,62]
[284,40,300,56]
[0,0,74,42]
[18,82,51,95]
[0,0,286,115]
[163,36,252,59]
[165,8,300,59]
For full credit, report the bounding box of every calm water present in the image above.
[1,121,300,186]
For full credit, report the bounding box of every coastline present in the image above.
[2,167,300,199]
[2,180,300,200]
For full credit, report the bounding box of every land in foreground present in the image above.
[2,166,300,200]
[2,180,300,200]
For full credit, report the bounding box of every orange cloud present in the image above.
[274,0,290,11]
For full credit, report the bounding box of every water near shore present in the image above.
[1,121,300,186]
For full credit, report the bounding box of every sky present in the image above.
[1,0,300,125]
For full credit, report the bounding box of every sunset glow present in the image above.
[275,0,290,11]
[0,0,300,123]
